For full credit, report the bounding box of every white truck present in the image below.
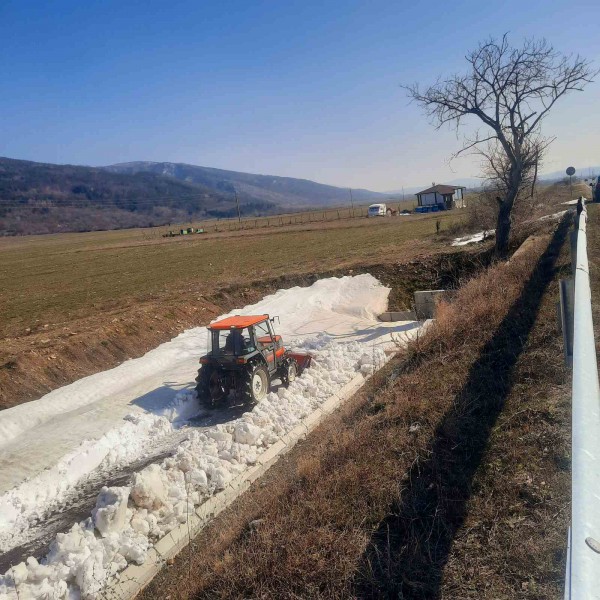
[367,203,391,217]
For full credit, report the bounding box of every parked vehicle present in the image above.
[368,203,392,217]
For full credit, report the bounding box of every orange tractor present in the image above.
[195,314,311,407]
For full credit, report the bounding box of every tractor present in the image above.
[195,314,310,408]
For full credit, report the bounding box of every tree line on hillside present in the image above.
[0,158,280,235]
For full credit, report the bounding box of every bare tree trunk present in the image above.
[495,197,512,257]
[494,163,522,257]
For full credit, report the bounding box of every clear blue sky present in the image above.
[1,0,599,191]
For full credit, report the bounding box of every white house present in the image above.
[415,184,466,209]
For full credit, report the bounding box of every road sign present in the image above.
[567,166,576,176]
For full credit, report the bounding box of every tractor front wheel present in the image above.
[280,358,298,388]
[242,364,270,404]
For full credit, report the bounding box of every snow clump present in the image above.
[0,336,386,599]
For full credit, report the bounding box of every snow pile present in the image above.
[536,210,568,221]
[122,336,386,540]
[0,337,386,599]
[155,389,200,423]
[92,487,131,537]
[0,275,388,453]
[0,397,199,553]
[451,230,495,246]
[1,489,149,600]
[451,210,570,247]
[219,274,390,326]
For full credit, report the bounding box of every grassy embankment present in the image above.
[139,212,574,599]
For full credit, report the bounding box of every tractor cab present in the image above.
[206,314,284,370]
[196,315,310,408]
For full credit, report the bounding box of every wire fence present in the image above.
[152,202,419,239]
[1,201,401,237]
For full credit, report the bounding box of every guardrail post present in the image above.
[559,278,574,367]
[570,229,578,277]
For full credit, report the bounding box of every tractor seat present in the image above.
[257,335,281,345]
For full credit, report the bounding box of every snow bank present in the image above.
[0,275,388,452]
[0,275,390,555]
[536,210,568,221]
[451,230,495,246]
[1,500,149,600]
[0,337,386,599]
[0,402,195,553]
[451,210,570,247]
[218,273,390,327]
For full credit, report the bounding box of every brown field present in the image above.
[0,209,464,338]
[0,205,473,409]
[0,180,583,339]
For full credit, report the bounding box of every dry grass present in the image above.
[0,209,464,339]
[138,215,572,600]
[440,180,587,240]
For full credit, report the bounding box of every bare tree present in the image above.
[406,35,596,256]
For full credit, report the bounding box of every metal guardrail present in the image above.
[564,201,600,599]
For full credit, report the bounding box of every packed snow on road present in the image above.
[0,274,422,599]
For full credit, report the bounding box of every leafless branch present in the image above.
[404,34,596,255]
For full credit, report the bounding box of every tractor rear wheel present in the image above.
[242,364,270,404]
[195,366,227,409]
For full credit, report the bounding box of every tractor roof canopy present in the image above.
[209,315,269,330]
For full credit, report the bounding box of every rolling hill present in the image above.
[0,157,257,235]
[103,161,385,209]
[0,158,383,236]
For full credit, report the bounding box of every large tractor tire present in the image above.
[279,357,298,388]
[242,363,270,404]
[195,366,227,409]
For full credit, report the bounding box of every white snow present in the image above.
[450,210,569,248]
[92,487,130,537]
[536,210,568,221]
[0,411,176,551]
[0,274,422,600]
[451,230,495,246]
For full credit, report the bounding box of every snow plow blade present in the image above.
[288,352,312,374]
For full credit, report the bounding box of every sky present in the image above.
[1,0,599,191]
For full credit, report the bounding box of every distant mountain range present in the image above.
[0,158,385,236]
[5,155,590,236]
[105,161,385,209]
[539,167,599,181]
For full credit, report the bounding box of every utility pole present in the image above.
[234,189,242,224]
[349,188,355,217]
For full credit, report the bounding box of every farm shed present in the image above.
[416,184,466,210]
